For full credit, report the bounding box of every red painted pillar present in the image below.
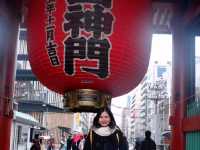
[170,10,195,150]
[0,1,21,150]
[170,18,185,150]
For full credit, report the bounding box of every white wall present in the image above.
[11,121,32,150]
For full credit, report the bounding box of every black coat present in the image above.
[83,128,128,150]
[72,140,80,150]
[140,138,156,150]
[30,143,41,150]
[67,138,72,150]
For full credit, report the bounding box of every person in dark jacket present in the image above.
[66,135,72,150]
[30,139,41,150]
[140,130,156,150]
[134,137,144,150]
[83,107,129,150]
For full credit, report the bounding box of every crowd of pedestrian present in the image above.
[30,107,156,150]
[59,133,86,150]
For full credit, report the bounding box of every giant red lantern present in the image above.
[27,0,151,111]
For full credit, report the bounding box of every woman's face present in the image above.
[98,111,111,127]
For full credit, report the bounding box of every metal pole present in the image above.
[154,99,160,146]
[0,1,21,149]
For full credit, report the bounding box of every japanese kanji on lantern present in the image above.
[27,0,151,111]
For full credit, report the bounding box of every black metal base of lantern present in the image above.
[63,89,111,112]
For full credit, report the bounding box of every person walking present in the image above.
[140,130,156,150]
[83,107,129,150]
[59,134,67,150]
[72,134,82,150]
[47,138,55,150]
[78,135,86,150]
[134,139,142,150]
[39,138,45,150]
[30,138,41,150]
[66,135,72,150]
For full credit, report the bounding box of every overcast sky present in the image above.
[111,34,173,126]
[112,35,200,127]
[112,34,172,104]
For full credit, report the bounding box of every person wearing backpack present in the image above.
[83,107,129,150]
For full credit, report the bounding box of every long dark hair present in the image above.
[93,107,116,128]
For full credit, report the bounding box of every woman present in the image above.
[39,138,45,150]
[47,138,55,150]
[83,107,129,150]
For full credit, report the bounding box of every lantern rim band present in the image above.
[63,89,112,112]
